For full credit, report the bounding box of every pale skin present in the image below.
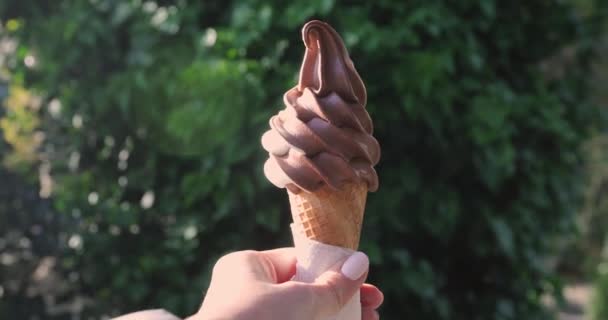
[115,248,383,320]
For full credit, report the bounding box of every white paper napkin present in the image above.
[290,224,361,320]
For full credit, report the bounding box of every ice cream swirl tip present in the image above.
[262,20,380,193]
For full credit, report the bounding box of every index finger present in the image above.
[259,248,298,283]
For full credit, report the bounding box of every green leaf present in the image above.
[490,217,515,259]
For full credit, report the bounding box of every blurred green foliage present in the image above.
[592,261,608,319]
[583,12,608,319]
[1,0,607,319]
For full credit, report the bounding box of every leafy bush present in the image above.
[1,1,606,319]
[585,16,608,320]
[592,260,608,320]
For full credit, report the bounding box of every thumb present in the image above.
[308,252,370,317]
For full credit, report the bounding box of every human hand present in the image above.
[113,309,180,320]
[188,248,383,320]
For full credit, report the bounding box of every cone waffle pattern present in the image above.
[288,183,367,250]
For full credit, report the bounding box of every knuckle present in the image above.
[212,250,257,274]
[322,273,348,310]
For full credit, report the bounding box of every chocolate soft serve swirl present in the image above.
[262,20,380,193]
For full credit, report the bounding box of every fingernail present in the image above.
[341,252,369,280]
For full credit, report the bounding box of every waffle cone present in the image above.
[288,182,367,250]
